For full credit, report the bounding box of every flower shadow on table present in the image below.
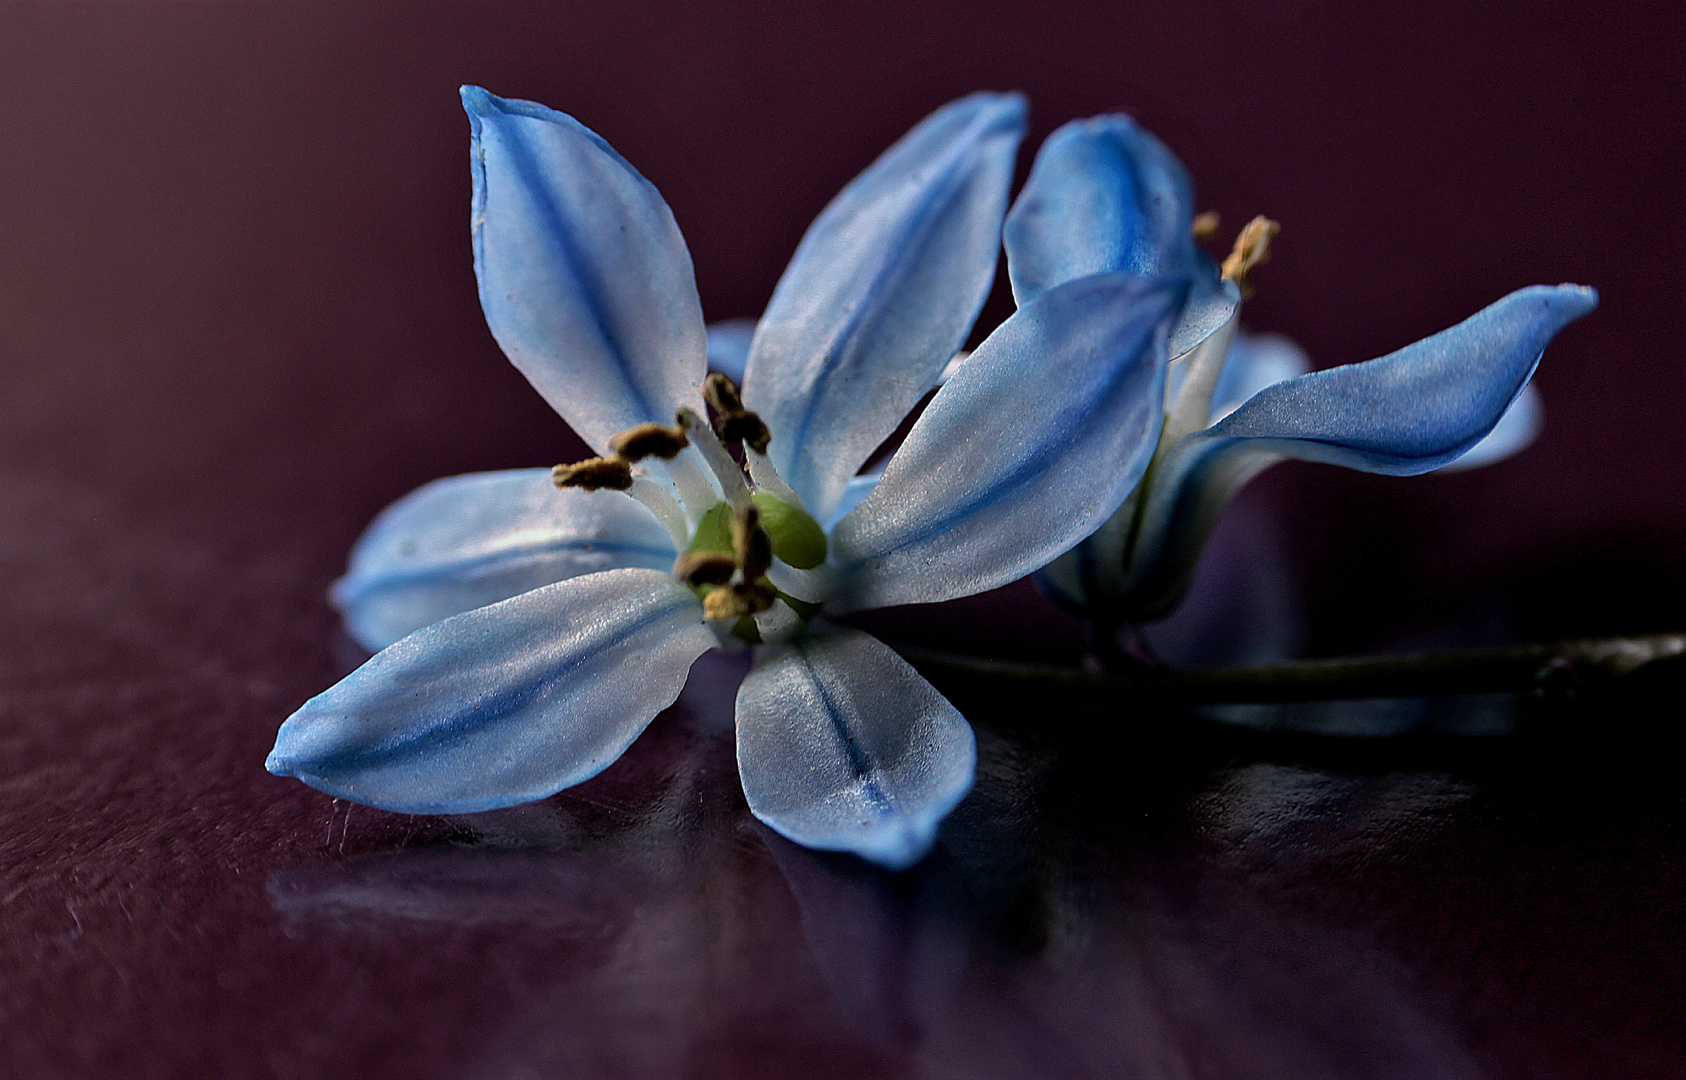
[268,670,1490,1080]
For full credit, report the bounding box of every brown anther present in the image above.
[672,551,737,588]
[703,372,747,415]
[701,580,777,621]
[1220,215,1280,299]
[607,421,688,462]
[703,372,773,454]
[719,413,771,455]
[1191,210,1220,240]
[551,456,633,491]
[732,503,774,581]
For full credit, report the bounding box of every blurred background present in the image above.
[3,3,1684,1076]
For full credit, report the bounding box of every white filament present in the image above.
[624,475,689,550]
[745,449,804,509]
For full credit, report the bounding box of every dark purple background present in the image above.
[2,3,1683,1077]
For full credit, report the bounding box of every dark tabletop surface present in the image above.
[2,3,1684,1077]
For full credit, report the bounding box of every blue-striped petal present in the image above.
[1206,330,1312,423]
[741,93,1027,521]
[465,87,707,454]
[735,627,975,870]
[828,272,1185,613]
[1003,114,1236,358]
[705,318,758,385]
[1040,328,1305,612]
[1438,382,1543,472]
[331,470,678,652]
[825,470,882,530]
[268,569,714,814]
[1117,284,1598,619]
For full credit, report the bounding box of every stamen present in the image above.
[765,558,835,604]
[753,599,803,645]
[1160,308,1240,451]
[624,475,688,549]
[1191,210,1220,240]
[732,504,774,581]
[1220,215,1280,298]
[661,445,724,522]
[607,421,688,462]
[703,373,771,454]
[552,456,633,491]
[701,580,777,621]
[678,407,752,512]
[672,551,737,587]
[745,449,803,508]
[701,371,748,415]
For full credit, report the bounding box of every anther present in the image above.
[1191,210,1220,240]
[1220,215,1280,298]
[703,371,747,414]
[673,551,737,587]
[732,503,774,582]
[703,373,772,454]
[701,580,777,621]
[607,421,689,462]
[551,456,634,491]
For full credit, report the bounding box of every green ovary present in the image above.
[751,493,827,568]
[685,496,827,569]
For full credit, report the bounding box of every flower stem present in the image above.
[890,634,1686,707]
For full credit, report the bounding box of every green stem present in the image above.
[890,634,1686,706]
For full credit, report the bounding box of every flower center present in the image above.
[551,373,830,644]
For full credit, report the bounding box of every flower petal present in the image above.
[828,272,1186,613]
[705,318,758,385]
[1436,382,1543,472]
[464,86,707,453]
[735,627,975,870]
[1206,330,1312,423]
[1003,114,1236,358]
[825,469,882,530]
[741,93,1028,521]
[331,469,679,652]
[1118,284,1598,618]
[268,569,714,814]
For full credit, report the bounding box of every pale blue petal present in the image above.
[1436,382,1542,472]
[1190,285,1594,472]
[1117,284,1598,619]
[331,470,678,652]
[742,93,1027,521]
[825,470,882,530]
[268,569,714,814]
[1206,330,1312,423]
[1003,114,1235,357]
[465,87,707,453]
[705,318,758,385]
[735,627,975,870]
[828,272,1185,613]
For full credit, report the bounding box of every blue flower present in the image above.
[268,89,1190,869]
[1007,115,1598,620]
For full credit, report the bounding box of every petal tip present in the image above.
[992,90,1029,127]
[459,85,574,129]
[856,819,945,872]
[459,83,495,115]
[946,89,1028,134]
[1553,282,1599,315]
